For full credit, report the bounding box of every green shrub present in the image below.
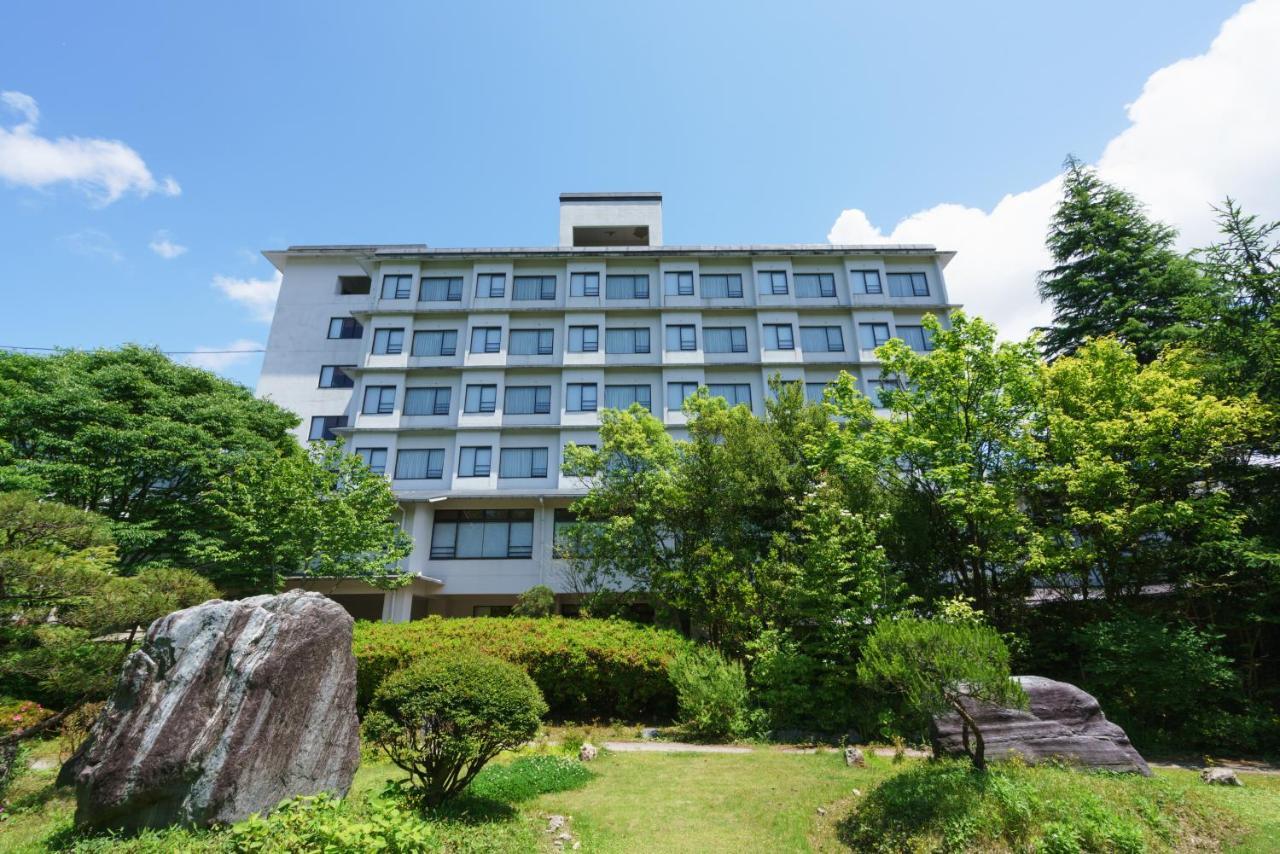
[354,616,692,720]
[362,651,548,807]
[668,646,752,741]
[466,755,594,803]
[511,584,555,617]
[230,794,438,852]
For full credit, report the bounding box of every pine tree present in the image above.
[1037,157,1201,363]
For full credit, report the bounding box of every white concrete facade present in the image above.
[258,194,955,620]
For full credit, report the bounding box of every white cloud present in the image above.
[212,270,282,322]
[149,230,188,259]
[828,0,1280,340]
[185,339,264,373]
[0,91,181,205]
[59,228,124,263]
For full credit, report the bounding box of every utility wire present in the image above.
[0,345,266,354]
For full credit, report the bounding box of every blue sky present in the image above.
[2,0,1274,386]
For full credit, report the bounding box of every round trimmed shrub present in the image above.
[361,651,548,808]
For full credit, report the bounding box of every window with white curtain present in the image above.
[513,275,556,300]
[805,382,829,404]
[372,328,404,354]
[362,385,396,414]
[509,329,554,355]
[570,272,600,296]
[763,324,795,350]
[403,387,451,416]
[605,327,650,354]
[702,327,748,353]
[430,509,534,559]
[859,323,891,350]
[394,448,444,479]
[419,277,462,301]
[470,327,502,354]
[499,447,549,478]
[457,446,493,477]
[795,273,836,298]
[850,270,883,294]
[463,384,497,413]
[566,383,597,411]
[887,272,929,297]
[412,329,458,356]
[476,273,506,298]
[758,270,788,295]
[568,325,599,352]
[665,325,697,351]
[308,415,347,441]
[707,383,752,407]
[667,382,699,411]
[664,271,694,296]
[380,274,412,299]
[355,447,387,474]
[604,384,652,411]
[700,273,743,298]
[800,326,844,352]
[896,325,935,352]
[605,274,649,299]
[504,385,551,415]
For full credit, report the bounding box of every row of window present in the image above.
[354,445,550,480]
[374,270,932,302]
[348,322,933,357]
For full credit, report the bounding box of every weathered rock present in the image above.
[1201,767,1243,786]
[640,727,661,740]
[844,746,866,767]
[61,590,360,830]
[930,675,1150,775]
[578,743,598,762]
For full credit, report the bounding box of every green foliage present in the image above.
[838,759,1219,853]
[668,646,753,741]
[353,616,691,720]
[465,755,594,803]
[858,616,1025,769]
[1038,157,1203,363]
[361,651,548,807]
[230,793,441,852]
[510,584,555,617]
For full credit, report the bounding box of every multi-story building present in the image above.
[258,193,955,621]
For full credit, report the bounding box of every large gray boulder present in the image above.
[62,590,360,830]
[930,675,1150,775]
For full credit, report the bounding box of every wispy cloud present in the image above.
[184,339,265,373]
[828,0,1280,340]
[212,270,282,323]
[0,91,181,205]
[59,228,123,263]
[149,230,187,259]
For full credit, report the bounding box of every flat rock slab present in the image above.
[931,675,1151,775]
[604,741,753,754]
[63,590,360,830]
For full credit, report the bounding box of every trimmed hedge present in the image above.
[353,616,693,721]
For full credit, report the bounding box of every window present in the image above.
[394,448,444,479]
[866,377,901,407]
[568,325,599,352]
[411,329,458,356]
[430,509,534,559]
[896,325,935,352]
[338,275,371,295]
[707,383,752,407]
[605,274,649,300]
[800,326,845,352]
[700,273,743,299]
[665,325,697,352]
[566,382,597,412]
[667,381,699,410]
[470,326,502,354]
[805,382,829,404]
[604,384,652,411]
[570,272,600,297]
[513,275,556,300]
[328,317,363,340]
[758,270,788,295]
[859,323,891,350]
[499,447,549,478]
[308,415,347,441]
[457,446,493,477]
[795,273,837,298]
[702,327,748,353]
[664,271,694,296]
[850,270,883,294]
[887,272,929,297]
[403,386,451,416]
[553,508,579,555]
[504,385,551,415]
[381,274,412,299]
[362,385,396,415]
[355,446,387,474]
[476,272,506,298]
[463,384,497,413]
[372,328,404,354]
[509,329,554,355]
[473,605,513,617]
[318,365,355,388]
[763,323,795,350]
[605,327,650,354]
[420,276,463,302]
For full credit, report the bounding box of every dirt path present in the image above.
[603,741,753,754]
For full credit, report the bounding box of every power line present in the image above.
[0,345,266,355]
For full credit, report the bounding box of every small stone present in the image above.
[816,807,827,815]
[573,843,581,851]
[556,832,573,841]
[547,815,566,832]
[844,746,866,767]
[852,788,862,797]
[1201,767,1243,786]
[579,743,598,762]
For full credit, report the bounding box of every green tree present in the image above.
[1037,158,1202,363]
[511,584,555,617]
[857,615,1026,770]
[188,439,412,593]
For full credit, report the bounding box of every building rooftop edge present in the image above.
[559,191,663,202]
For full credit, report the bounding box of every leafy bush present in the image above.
[511,584,555,617]
[669,646,753,740]
[0,698,52,735]
[466,755,594,803]
[353,616,692,720]
[838,759,1222,853]
[230,793,441,852]
[747,630,866,734]
[362,651,548,807]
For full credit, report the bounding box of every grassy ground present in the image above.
[2,738,1278,852]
